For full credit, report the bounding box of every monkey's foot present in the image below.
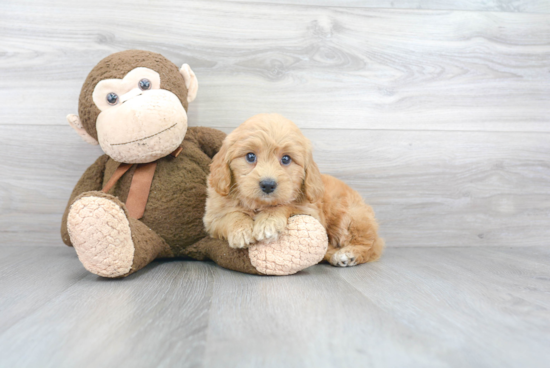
[67,195,134,278]
[248,215,328,276]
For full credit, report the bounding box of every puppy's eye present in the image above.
[139,78,151,91]
[281,155,291,166]
[245,152,257,163]
[106,92,119,105]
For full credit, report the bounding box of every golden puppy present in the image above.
[203,114,384,267]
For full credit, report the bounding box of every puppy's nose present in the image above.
[260,179,277,194]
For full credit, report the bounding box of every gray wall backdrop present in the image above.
[1,0,549,247]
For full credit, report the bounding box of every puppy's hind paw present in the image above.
[330,249,358,267]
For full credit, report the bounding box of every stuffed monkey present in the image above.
[61,50,328,278]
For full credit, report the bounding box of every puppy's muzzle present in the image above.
[260,179,277,194]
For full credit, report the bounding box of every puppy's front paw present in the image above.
[253,214,287,242]
[330,249,358,267]
[228,222,254,249]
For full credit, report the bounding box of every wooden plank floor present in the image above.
[0,246,548,368]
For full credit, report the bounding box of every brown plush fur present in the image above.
[78,50,189,140]
[62,127,262,275]
[204,114,384,266]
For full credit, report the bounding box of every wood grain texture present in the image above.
[203,265,441,367]
[1,0,549,132]
[226,0,550,13]
[1,246,549,367]
[0,247,89,333]
[0,247,215,368]
[2,125,549,248]
[335,246,550,368]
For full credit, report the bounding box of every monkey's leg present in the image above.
[67,191,173,278]
[183,236,262,275]
[184,215,328,276]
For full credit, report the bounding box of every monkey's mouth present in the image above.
[110,123,178,146]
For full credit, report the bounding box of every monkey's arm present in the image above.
[186,126,227,158]
[60,155,110,246]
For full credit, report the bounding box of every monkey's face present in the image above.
[92,67,188,164]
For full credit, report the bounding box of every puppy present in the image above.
[203,114,384,267]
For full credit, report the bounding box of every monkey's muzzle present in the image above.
[96,90,188,164]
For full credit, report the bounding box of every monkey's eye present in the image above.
[246,152,257,164]
[281,155,291,166]
[138,78,151,91]
[106,92,119,105]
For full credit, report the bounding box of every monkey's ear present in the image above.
[67,114,99,145]
[179,64,198,104]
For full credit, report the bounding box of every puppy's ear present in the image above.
[304,150,324,202]
[209,142,232,196]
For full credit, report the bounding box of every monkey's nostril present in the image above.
[259,179,277,194]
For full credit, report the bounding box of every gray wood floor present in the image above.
[0,246,549,368]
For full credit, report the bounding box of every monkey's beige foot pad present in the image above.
[248,215,328,276]
[67,196,134,278]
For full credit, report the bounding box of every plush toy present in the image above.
[61,50,328,278]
